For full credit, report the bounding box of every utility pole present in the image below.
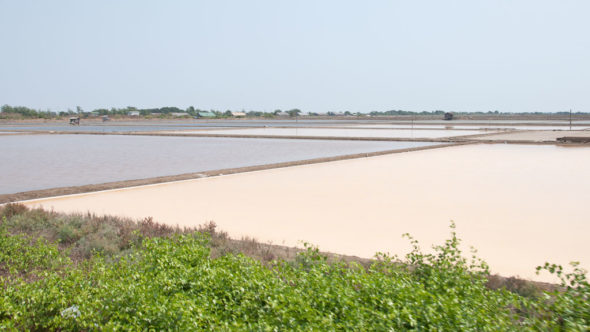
[569,109,572,131]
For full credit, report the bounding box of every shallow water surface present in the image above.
[343,124,590,130]
[4,119,588,132]
[0,119,376,132]
[0,134,438,194]
[0,124,235,133]
[179,128,490,138]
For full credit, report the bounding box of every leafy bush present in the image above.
[532,262,590,330]
[1,205,588,330]
[1,217,589,330]
[0,219,69,277]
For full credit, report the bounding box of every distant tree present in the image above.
[186,106,196,116]
[0,105,53,119]
[287,109,301,117]
[273,109,282,116]
[159,107,183,114]
[247,111,264,117]
[93,108,109,116]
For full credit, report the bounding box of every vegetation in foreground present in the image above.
[0,204,588,330]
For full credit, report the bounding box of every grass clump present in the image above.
[0,204,588,330]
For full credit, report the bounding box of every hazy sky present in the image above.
[1,1,589,113]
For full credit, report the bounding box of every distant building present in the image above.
[171,112,188,117]
[444,112,454,121]
[128,111,140,116]
[231,111,246,118]
[195,111,216,118]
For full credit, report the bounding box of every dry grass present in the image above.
[0,203,307,265]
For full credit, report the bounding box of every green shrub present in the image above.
[0,217,70,278]
[74,223,120,258]
[57,224,79,245]
[1,207,588,330]
[1,222,588,330]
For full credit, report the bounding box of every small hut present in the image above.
[444,112,454,121]
[69,117,80,125]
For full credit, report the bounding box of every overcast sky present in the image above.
[1,1,589,113]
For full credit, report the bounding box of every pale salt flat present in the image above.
[24,144,590,282]
[342,124,590,130]
[476,130,590,142]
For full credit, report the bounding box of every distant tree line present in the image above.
[0,105,308,119]
[1,104,588,119]
[0,105,55,119]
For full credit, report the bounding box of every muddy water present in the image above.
[23,144,590,282]
[0,134,438,194]
[173,128,490,138]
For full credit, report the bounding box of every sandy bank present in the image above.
[23,144,590,282]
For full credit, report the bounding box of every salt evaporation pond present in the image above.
[342,124,590,130]
[24,143,590,282]
[0,134,439,194]
[4,119,587,133]
[0,119,379,132]
[173,127,490,138]
[0,124,236,133]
